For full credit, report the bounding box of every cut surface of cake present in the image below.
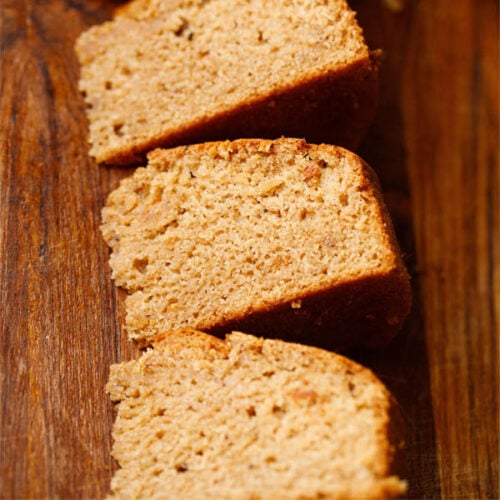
[76,0,379,165]
[107,329,407,499]
[101,138,411,349]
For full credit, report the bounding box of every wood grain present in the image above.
[402,1,499,497]
[0,0,498,498]
[1,1,137,498]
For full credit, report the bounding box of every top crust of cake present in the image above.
[76,0,379,165]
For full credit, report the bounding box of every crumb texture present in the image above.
[76,0,377,164]
[107,330,407,499]
[101,138,410,346]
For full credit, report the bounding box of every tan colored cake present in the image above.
[75,0,379,166]
[113,0,181,19]
[101,138,411,349]
[107,329,407,499]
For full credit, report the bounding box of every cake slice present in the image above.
[107,329,407,499]
[75,0,379,166]
[101,138,410,349]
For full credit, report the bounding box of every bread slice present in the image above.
[101,138,410,349]
[75,0,379,166]
[107,329,407,499]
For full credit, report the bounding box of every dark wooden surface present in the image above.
[1,0,498,498]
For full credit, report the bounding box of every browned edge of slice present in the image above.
[207,268,411,353]
[98,54,380,166]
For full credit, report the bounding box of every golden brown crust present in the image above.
[98,55,380,167]
[210,269,411,352]
[152,328,230,357]
[114,0,192,20]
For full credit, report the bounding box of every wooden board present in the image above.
[1,0,498,497]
